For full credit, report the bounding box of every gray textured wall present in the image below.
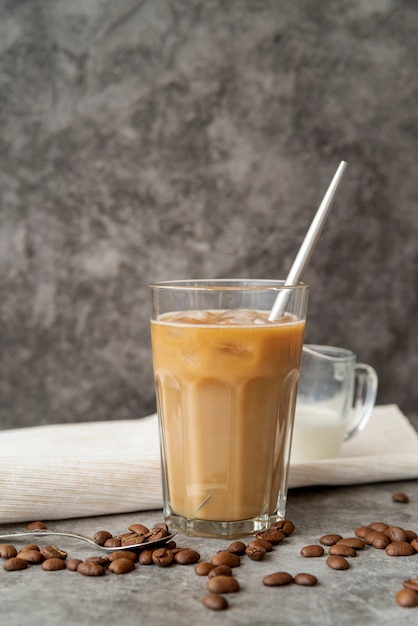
[1,0,417,430]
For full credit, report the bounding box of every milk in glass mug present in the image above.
[291,345,378,463]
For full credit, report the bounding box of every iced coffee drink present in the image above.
[149,280,308,537]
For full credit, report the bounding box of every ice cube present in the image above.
[217,309,262,325]
[170,310,211,324]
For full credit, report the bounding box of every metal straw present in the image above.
[268,161,348,321]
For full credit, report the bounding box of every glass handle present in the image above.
[344,363,378,441]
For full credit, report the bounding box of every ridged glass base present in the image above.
[166,512,283,539]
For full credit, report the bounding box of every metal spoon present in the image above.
[0,528,177,552]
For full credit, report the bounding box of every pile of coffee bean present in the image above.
[293,493,418,609]
[0,517,316,612]
[195,519,320,610]
[1,491,417,613]
[196,491,418,611]
[93,521,170,548]
[0,520,195,577]
[298,518,418,569]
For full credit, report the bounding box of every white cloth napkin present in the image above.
[0,405,417,524]
[289,404,418,488]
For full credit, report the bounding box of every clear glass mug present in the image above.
[290,345,378,463]
[149,279,309,538]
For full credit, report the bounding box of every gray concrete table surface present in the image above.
[1,478,418,626]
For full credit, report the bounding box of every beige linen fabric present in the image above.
[0,405,417,523]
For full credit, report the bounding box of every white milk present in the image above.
[290,405,347,463]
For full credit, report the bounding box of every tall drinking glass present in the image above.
[149,279,309,538]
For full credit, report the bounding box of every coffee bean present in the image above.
[319,534,343,546]
[248,539,273,552]
[40,546,67,561]
[85,556,109,568]
[271,520,295,536]
[93,530,113,546]
[65,558,83,571]
[363,530,390,549]
[41,557,66,571]
[256,529,285,545]
[26,521,47,531]
[368,522,389,533]
[104,538,122,548]
[245,544,266,561]
[262,572,293,586]
[208,565,233,578]
[294,573,318,586]
[3,557,28,571]
[328,545,357,558]
[147,529,167,541]
[405,530,417,542]
[149,522,169,534]
[396,588,418,608]
[354,526,369,539]
[114,532,145,546]
[77,561,106,577]
[174,549,200,565]
[17,549,44,564]
[109,558,136,574]
[228,541,247,556]
[195,562,215,576]
[385,526,407,543]
[385,541,416,557]
[300,545,324,558]
[146,524,169,541]
[123,533,146,547]
[152,547,174,567]
[403,578,418,592]
[128,523,150,535]
[336,537,365,550]
[139,549,154,565]
[202,593,228,611]
[114,531,137,542]
[211,551,241,568]
[326,556,349,570]
[109,551,137,563]
[22,544,40,551]
[392,492,409,504]
[0,544,17,559]
[207,575,240,594]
